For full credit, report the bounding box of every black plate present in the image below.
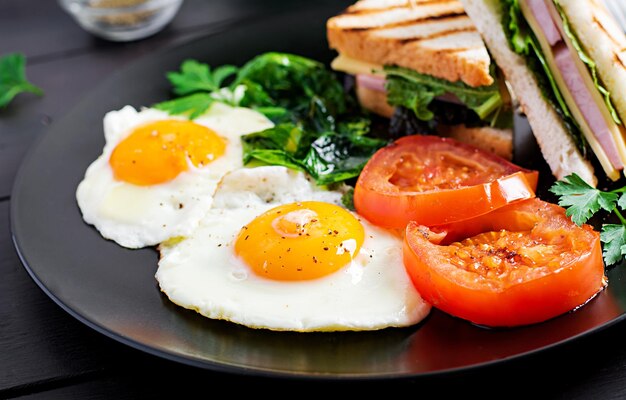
[11,5,626,379]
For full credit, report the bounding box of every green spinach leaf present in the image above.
[303,132,387,185]
[236,52,349,131]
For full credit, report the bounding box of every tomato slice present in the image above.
[403,198,606,327]
[354,135,539,228]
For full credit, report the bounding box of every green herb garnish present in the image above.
[0,53,43,108]
[154,93,215,119]
[167,59,238,95]
[154,60,239,118]
[550,173,626,265]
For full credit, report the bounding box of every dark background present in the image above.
[2,0,626,397]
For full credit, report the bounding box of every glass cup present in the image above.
[59,0,184,42]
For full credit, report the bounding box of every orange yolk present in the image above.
[109,119,226,185]
[234,201,365,281]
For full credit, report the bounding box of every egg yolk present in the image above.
[109,119,226,185]
[234,201,365,281]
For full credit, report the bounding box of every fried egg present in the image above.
[156,166,431,332]
[76,103,273,248]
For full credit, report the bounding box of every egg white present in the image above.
[155,166,431,332]
[76,103,274,248]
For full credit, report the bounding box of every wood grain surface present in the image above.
[3,0,626,398]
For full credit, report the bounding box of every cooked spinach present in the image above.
[156,52,386,185]
[302,131,386,185]
[236,52,349,130]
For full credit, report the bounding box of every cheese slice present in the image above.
[331,54,385,77]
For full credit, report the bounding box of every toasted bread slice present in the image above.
[459,0,596,185]
[559,0,626,125]
[357,85,513,159]
[327,0,494,87]
[436,123,512,160]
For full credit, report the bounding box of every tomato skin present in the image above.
[403,198,606,327]
[354,135,539,229]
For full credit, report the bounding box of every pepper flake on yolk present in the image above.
[109,119,226,185]
[235,201,365,281]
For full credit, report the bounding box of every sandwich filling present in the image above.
[332,54,511,140]
[501,0,626,181]
[327,0,512,145]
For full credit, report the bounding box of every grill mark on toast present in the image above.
[340,10,465,32]
[615,52,626,70]
[344,4,407,15]
[344,0,457,15]
[592,15,624,48]
[396,26,476,44]
[431,47,473,53]
[589,12,626,71]
[372,14,470,34]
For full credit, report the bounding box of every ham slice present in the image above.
[523,0,623,170]
[553,42,622,168]
[525,0,561,46]
[356,73,386,92]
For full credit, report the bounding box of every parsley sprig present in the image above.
[154,60,239,118]
[166,59,238,95]
[0,53,43,108]
[550,173,626,265]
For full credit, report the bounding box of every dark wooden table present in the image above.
[3,0,626,397]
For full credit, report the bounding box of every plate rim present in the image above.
[9,7,626,380]
[13,230,626,379]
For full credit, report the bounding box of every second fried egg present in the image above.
[156,166,431,332]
